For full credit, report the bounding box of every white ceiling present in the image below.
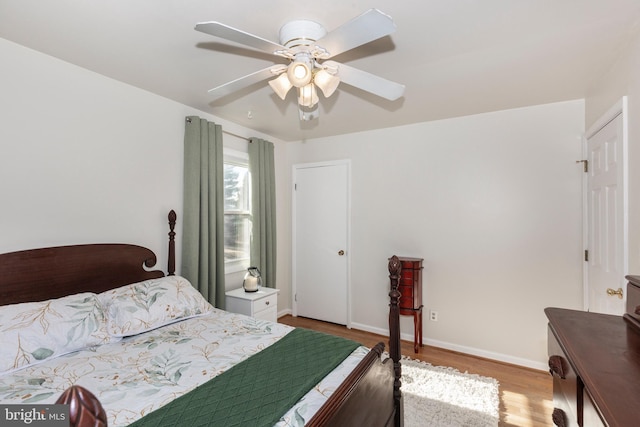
[1,0,639,142]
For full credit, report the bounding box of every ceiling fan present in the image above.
[195,9,405,121]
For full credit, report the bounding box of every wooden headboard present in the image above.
[0,210,177,306]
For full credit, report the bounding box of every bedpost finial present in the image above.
[388,255,402,277]
[56,385,107,427]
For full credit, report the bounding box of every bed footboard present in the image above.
[307,343,397,427]
[307,256,404,427]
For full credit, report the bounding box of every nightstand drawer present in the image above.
[255,306,278,323]
[254,293,278,315]
[225,287,280,323]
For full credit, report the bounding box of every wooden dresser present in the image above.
[392,256,423,353]
[545,275,640,426]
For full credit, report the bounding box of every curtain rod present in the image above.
[185,117,251,142]
[224,130,251,142]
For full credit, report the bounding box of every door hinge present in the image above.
[294,293,297,302]
[584,250,589,262]
[576,159,588,173]
[294,183,297,191]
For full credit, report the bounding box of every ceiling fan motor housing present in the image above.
[279,20,327,49]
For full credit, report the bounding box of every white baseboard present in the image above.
[350,322,547,371]
[277,308,292,318]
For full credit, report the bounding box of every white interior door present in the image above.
[293,161,349,325]
[586,103,627,315]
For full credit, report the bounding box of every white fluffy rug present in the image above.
[401,357,500,427]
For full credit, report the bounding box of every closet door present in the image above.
[586,112,627,315]
[293,160,349,325]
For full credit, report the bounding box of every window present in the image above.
[223,150,251,273]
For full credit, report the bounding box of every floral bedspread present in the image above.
[0,308,367,426]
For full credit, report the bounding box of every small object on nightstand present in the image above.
[243,267,262,292]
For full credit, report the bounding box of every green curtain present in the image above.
[248,138,277,289]
[182,116,226,308]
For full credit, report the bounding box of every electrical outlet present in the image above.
[429,310,438,321]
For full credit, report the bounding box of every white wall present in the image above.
[0,38,182,266]
[585,27,640,275]
[0,38,287,303]
[286,100,585,368]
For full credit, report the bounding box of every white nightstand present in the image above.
[225,287,279,323]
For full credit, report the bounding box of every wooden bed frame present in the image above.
[0,210,404,427]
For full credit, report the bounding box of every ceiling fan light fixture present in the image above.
[268,73,293,100]
[298,83,318,107]
[287,54,313,87]
[314,69,340,98]
[196,9,403,122]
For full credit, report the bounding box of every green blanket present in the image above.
[128,328,360,427]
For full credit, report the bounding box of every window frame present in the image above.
[223,149,251,274]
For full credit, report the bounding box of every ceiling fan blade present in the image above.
[195,21,288,56]
[208,66,284,99]
[330,61,405,101]
[316,9,396,59]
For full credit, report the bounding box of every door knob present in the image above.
[338,250,345,256]
[606,288,623,299]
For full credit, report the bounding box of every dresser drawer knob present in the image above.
[265,301,270,305]
[635,305,640,316]
[552,408,566,427]
[548,355,567,379]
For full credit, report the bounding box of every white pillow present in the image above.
[98,276,213,337]
[0,292,115,375]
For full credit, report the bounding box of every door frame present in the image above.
[291,159,352,327]
[582,97,629,310]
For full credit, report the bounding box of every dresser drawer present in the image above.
[626,280,640,323]
[399,284,414,298]
[399,285,419,310]
[401,270,416,285]
[399,296,416,310]
[583,389,606,427]
[548,326,579,427]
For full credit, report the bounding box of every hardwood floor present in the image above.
[278,315,553,427]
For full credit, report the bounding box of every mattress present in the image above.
[0,308,367,426]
